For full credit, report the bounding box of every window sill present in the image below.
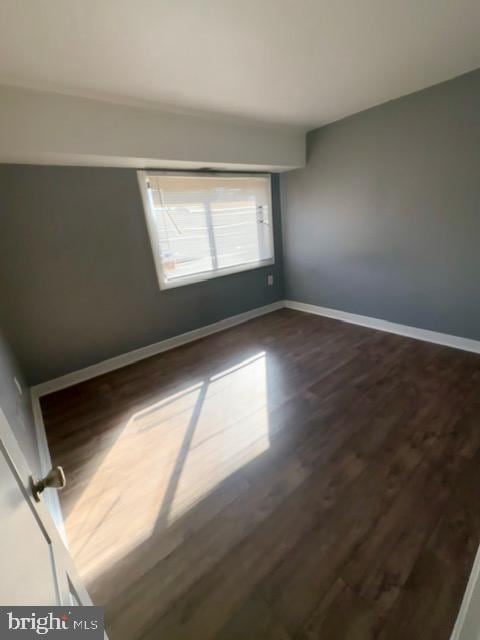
[158,258,275,290]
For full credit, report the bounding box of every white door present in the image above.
[450,544,480,640]
[0,408,91,607]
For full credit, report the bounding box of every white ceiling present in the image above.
[1,0,479,130]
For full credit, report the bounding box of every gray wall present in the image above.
[0,166,284,384]
[0,323,39,473]
[283,68,480,341]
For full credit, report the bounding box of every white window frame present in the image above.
[138,170,275,290]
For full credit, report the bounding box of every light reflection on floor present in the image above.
[65,351,271,587]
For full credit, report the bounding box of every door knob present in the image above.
[31,466,66,502]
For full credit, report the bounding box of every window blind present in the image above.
[141,173,274,289]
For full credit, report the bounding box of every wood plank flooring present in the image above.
[41,309,480,639]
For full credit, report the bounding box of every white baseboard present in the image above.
[35,298,480,400]
[284,300,480,355]
[31,301,285,398]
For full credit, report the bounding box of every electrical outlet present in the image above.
[13,377,22,396]
[267,274,274,286]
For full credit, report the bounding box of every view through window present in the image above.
[139,172,274,289]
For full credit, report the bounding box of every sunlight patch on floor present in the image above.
[64,352,271,585]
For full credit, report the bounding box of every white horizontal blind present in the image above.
[143,173,274,287]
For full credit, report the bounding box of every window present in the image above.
[138,171,274,289]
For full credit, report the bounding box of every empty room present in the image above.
[1,1,480,639]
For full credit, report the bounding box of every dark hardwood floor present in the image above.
[41,309,480,639]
